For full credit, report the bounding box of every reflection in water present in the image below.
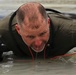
[0,49,76,75]
[0,57,76,75]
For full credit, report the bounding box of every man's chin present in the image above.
[31,47,44,53]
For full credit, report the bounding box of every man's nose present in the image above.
[34,38,42,46]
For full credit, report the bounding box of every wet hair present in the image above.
[16,2,48,25]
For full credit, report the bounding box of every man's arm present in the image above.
[48,13,76,56]
[0,36,10,62]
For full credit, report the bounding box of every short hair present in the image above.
[16,2,48,25]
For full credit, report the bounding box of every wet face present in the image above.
[15,17,50,53]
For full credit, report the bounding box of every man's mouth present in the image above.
[31,44,45,52]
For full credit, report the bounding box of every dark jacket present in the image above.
[0,10,76,60]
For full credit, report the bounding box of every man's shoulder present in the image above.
[0,12,17,34]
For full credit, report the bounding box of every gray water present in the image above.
[0,59,76,75]
[1,48,76,75]
[1,49,76,75]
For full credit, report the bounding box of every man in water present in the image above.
[0,2,76,61]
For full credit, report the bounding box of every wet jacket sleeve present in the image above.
[48,13,76,55]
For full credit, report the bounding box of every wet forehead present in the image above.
[23,15,46,29]
[22,20,48,35]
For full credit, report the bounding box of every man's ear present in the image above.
[15,23,21,35]
[47,18,50,27]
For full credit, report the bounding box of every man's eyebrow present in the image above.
[26,31,47,37]
[26,35,35,38]
[39,31,47,36]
